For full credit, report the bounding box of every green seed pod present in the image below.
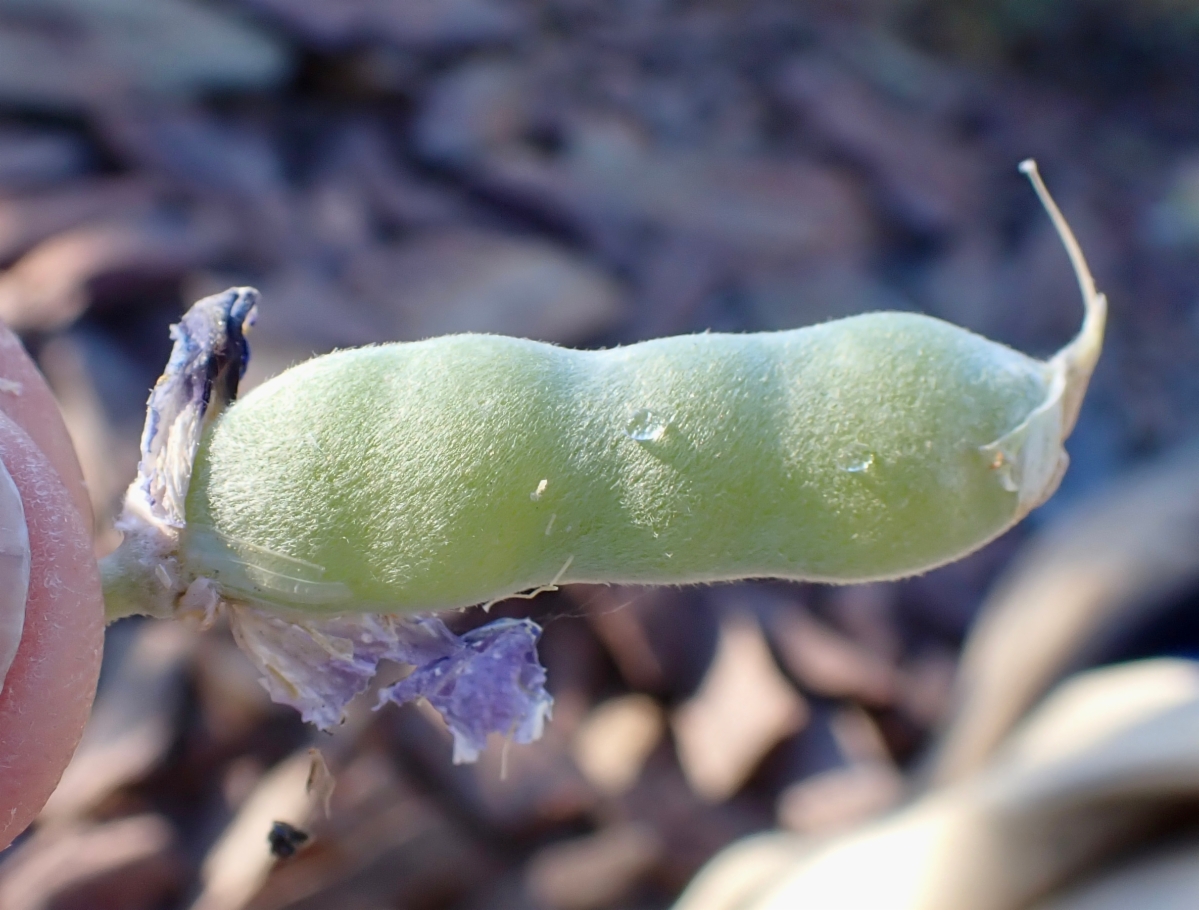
[99,161,1105,756]
[166,162,1100,611]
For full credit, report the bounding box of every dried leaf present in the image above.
[244,0,527,50]
[672,613,807,802]
[0,128,89,191]
[0,211,235,332]
[526,823,662,910]
[734,660,1199,910]
[765,604,898,705]
[0,0,289,110]
[40,622,193,823]
[347,229,625,344]
[776,763,903,835]
[932,445,1199,783]
[572,694,664,795]
[482,119,870,262]
[0,815,181,910]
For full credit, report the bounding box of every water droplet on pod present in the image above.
[837,443,875,474]
[625,408,668,443]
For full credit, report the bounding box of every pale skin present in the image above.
[0,323,103,851]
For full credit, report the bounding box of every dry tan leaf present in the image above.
[482,118,871,262]
[672,613,807,802]
[38,333,141,535]
[1030,835,1199,910]
[0,0,288,110]
[40,622,193,824]
[672,832,811,910]
[305,748,335,820]
[0,178,158,265]
[0,815,181,910]
[0,210,235,332]
[719,660,1199,910]
[190,750,322,910]
[932,445,1199,784]
[775,55,981,231]
[244,0,527,50]
[572,693,665,795]
[776,763,903,836]
[0,128,88,191]
[766,605,897,705]
[347,229,625,344]
[526,823,662,910]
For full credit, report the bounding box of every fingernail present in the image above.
[0,454,29,695]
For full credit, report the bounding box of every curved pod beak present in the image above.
[981,160,1108,519]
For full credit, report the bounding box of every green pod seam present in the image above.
[102,161,1105,622]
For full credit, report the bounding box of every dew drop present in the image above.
[837,443,875,474]
[625,408,668,443]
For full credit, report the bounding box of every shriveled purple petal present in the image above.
[226,605,552,761]
[133,287,258,528]
[106,288,260,622]
[227,606,391,729]
[378,618,553,763]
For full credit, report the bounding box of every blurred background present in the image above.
[3,0,1199,908]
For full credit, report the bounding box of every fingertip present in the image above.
[0,323,94,532]
[0,411,103,851]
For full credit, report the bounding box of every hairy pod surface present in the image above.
[187,316,1050,611]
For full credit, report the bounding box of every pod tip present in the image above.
[1020,158,1107,437]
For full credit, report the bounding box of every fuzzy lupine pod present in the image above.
[100,162,1104,761]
